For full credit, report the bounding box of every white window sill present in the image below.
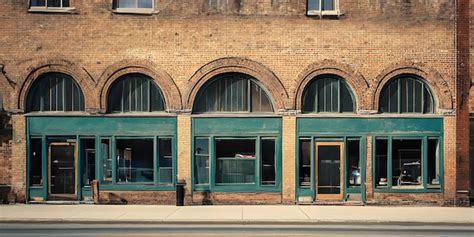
[307,10,341,17]
[112,8,156,15]
[28,7,77,13]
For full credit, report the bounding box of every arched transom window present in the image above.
[27,72,85,112]
[380,75,434,114]
[107,73,165,113]
[193,73,274,113]
[302,75,355,113]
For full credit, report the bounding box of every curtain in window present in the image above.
[302,75,355,113]
[107,74,165,113]
[193,73,274,113]
[26,72,84,112]
[380,76,434,113]
[115,0,152,8]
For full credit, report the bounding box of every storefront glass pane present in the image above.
[81,139,95,186]
[347,139,361,187]
[427,139,440,188]
[101,139,112,182]
[261,138,276,186]
[299,139,311,188]
[158,138,172,184]
[116,139,154,183]
[391,139,422,188]
[29,138,43,186]
[195,138,210,185]
[375,139,388,188]
[215,139,256,184]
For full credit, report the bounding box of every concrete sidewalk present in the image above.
[0,205,473,225]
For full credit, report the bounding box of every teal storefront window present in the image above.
[374,136,442,191]
[192,117,282,192]
[26,116,178,201]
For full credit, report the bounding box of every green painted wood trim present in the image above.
[28,187,44,198]
[193,117,281,136]
[153,137,158,186]
[361,136,367,203]
[111,136,117,185]
[41,135,47,199]
[25,121,30,201]
[297,118,443,134]
[76,135,81,201]
[95,136,101,184]
[28,116,177,136]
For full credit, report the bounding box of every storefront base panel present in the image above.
[191,192,283,205]
[367,193,469,206]
[98,191,176,205]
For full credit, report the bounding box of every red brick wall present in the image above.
[455,0,471,201]
[0,0,467,205]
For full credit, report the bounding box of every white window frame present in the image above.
[28,0,76,13]
[113,0,156,15]
[307,0,341,17]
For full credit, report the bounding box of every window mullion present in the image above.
[422,137,428,189]
[421,83,425,114]
[209,136,215,189]
[337,80,341,113]
[247,80,251,112]
[314,82,318,112]
[397,79,401,114]
[121,80,124,113]
[387,137,393,188]
[154,136,159,185]
[254,136,263,187]
[111,136,117,184]
[62,78,65,111]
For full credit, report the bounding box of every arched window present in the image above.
[193,73,274,113]
[27,72,85,112]
[380,75,434,113]
[107,73,165,113]
[302,75,355,113]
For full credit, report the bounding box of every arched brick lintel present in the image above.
[294,60,370,112]
[97,59,182,112]
[17,59,95,112]
[184,57,289,111]
[371,62,454,112]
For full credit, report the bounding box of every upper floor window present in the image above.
[380,75,434,114]
[29,0,76,12]
[193,73,274,114]
[302,75,355,113]
[307,0,340,16]
[113,0,154,14]
[30,0,70,8]
[27,72,85,112]
[107,74,165,113]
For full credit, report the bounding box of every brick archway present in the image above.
[293,60,369,112]
[18,59,95,112]
[184,57,289,112]
[98,59,182,113]
[371,61,454,113]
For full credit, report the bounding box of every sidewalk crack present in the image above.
[164,207,181,220]
[298,206,311,220]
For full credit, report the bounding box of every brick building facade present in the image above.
[0,0,472,206]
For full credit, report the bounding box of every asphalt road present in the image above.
[1,223,473,237]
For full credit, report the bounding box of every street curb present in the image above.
[1,219,473,226]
